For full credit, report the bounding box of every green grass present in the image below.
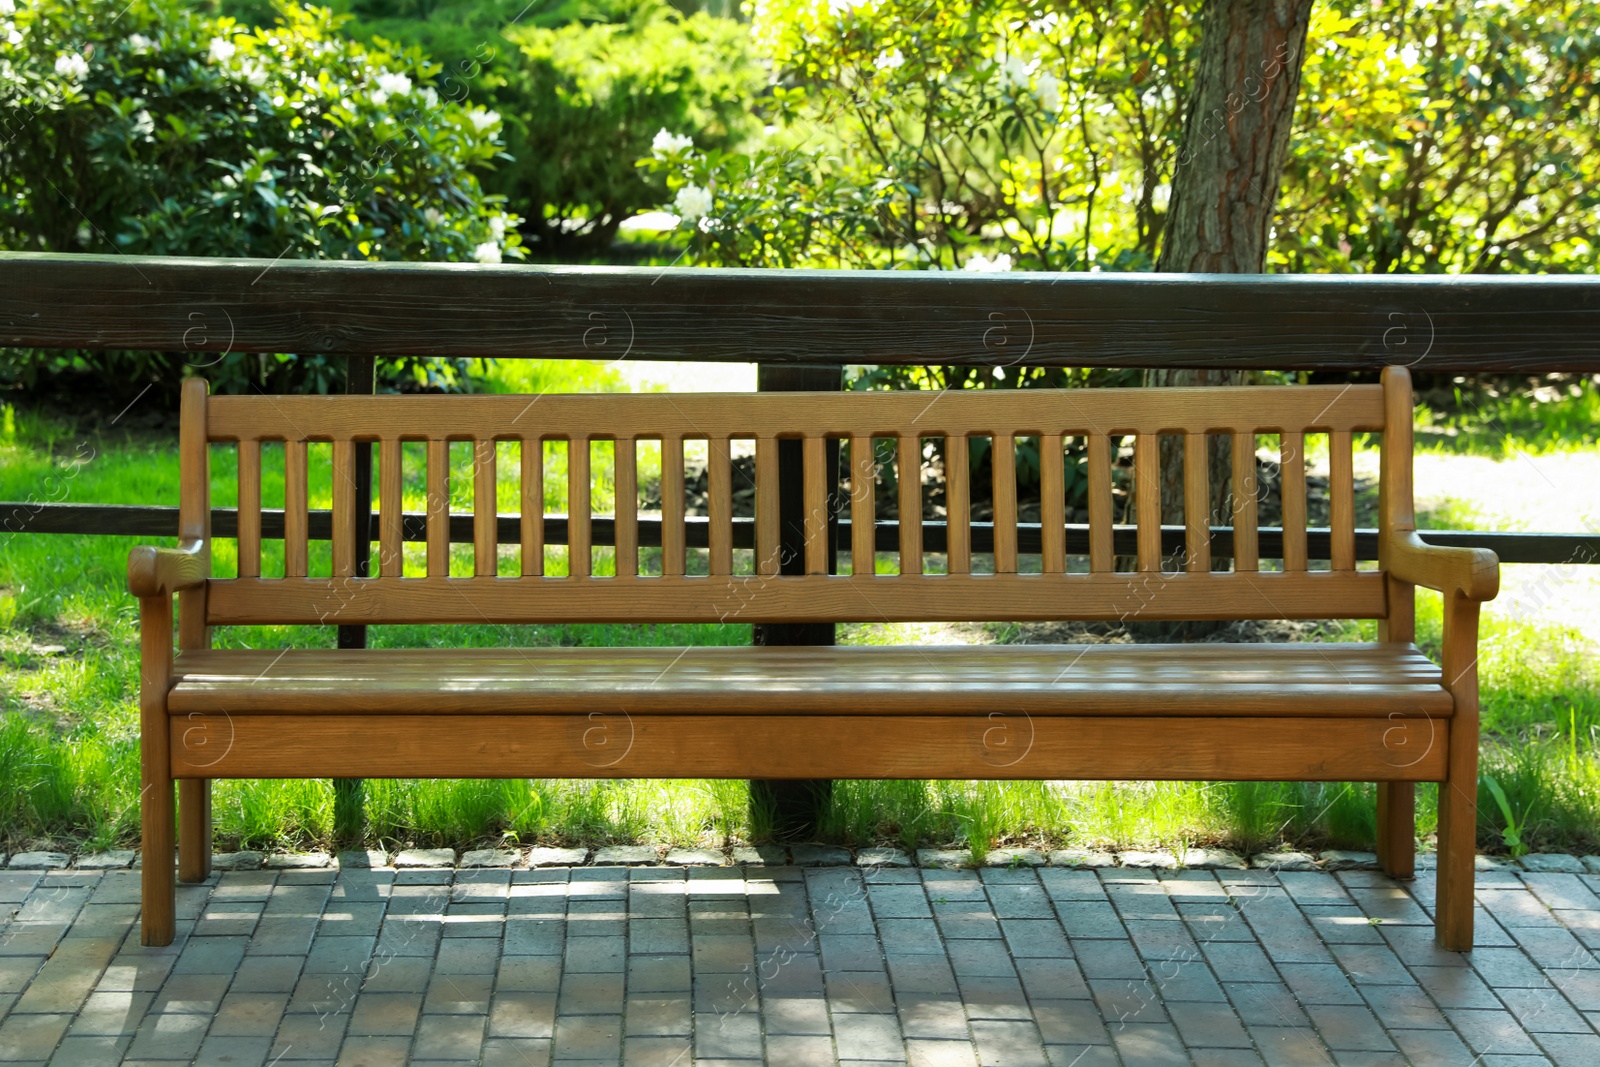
[1416,375,1600,456]
[4,379,1600,860]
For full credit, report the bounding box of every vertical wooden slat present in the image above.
[1231,431,1259,572]
[426,438,448,577]
[332,440,356,578]
[1088,434,1113,573]
[1183,432,1211,573]
[662,435,685,576]
[237,439,261,579]
[756,436,781,576]
[474,438,497,577]
[1039,434,1064,573]
[993,433,1017,574]
[804,434,828,576]
[1378,367,1417,645]
[1135,432,1161,572]
[708,435,733,576]
[568,437,591,578]
[897,434,922,576]
[1331,429,1355,571]
[945,435,971,575]
[379,437,402,578]
[849,436,875,577]
[1280,431,1307,572]
[285,439,308,578]
[177,400,211,645]
[615,437,638,578]
[520,438,544,576]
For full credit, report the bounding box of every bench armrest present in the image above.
[1386,530,1498,602]
[128,542,208,598]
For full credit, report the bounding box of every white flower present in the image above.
[238,59,267,88]
[651,128,693,157]
[1036,71,1061,112]
[488,215,506,238]
[127,33,152,53]
[472,242,501,264]
[465,108,499,133]
[423,208,443,227]
[54,52,88,81]
[7,29,21,46]
[418,86,439,111]
[0,0,15,15]
[964,253,1013,273]
[208,37,236,64]
[997,54,1031,92]
[370,89,388,106]
[130,110,154,137]
[673,184,713,224]
[375,71,412,98]
[874,49,904,71]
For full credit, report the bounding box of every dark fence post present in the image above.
[750,364,842,840]
[333,354,374,848]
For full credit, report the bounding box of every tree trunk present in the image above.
[1147,0,1314,567]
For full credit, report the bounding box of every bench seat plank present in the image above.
[168,712,1449,781]
[167,643,1451,718]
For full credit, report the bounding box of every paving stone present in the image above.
[1117,850,1178,869]
[1479,854,1521,870]
[1179,848,1247,870]
[263,852,332,870]
[729,845,786,866]
[857,847,913,868]
[918,849,973,870]
[459,849,520,869]
[663,849,726,867]
[1319,850,1380,870]
[1522,854,1588,875]
[1047,849,1117,868]
[394,848,457,868]
[6,851,70,870]
[213,851,265,871]
[1249,851,1319,871]
[335,850,389,869]
[515,847,583,870]
[985,848,1046,868]
[1110,1022,1190,1066]
[591,845,657,866]
[72,851,136,871]
[789,844,851,867]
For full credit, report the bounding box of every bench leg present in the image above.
[178,779,212,883]
[1376,782,1415,878]
[1435,593,1481,952]
[141,772,176,947]
[139,593,177,947]
[1436,773,1478,951]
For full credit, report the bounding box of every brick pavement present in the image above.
[3,861,1600,1065]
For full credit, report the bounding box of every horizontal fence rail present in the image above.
[3,253,1600,371]
[4,503,1594,565]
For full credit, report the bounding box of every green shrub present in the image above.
[0,0,522,404]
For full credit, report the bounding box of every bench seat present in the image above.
[168,643,1452,717]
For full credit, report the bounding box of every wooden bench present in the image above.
[130,366,1497,949]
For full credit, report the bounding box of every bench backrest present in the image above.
[186,371,1412,628]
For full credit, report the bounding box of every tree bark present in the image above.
[1148,0,1314,561]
